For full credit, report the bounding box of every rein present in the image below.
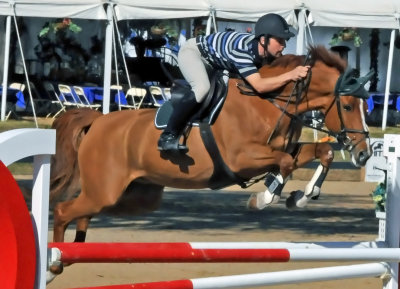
[266,52,312,145]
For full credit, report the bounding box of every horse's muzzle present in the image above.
[355,149,371,167]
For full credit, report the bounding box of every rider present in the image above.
[158,13,310,153]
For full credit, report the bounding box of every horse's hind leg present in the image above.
[74,216,92,242]
[286,142,334,209]
[53,193,102,243]
[53,181,165,243]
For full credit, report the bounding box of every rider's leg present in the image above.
[158,90,198,151]
[158,38,210,152]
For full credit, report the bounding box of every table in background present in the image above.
[366,93,400,113]
[0,86,26,109]
[80,86,127,105]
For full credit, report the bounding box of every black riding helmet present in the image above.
[255,13,295,40]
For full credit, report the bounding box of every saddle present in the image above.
[155,70,247,190]
[155,70,229,128]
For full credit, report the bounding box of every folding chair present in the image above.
[149,85,166,107]
[111,85,124,110]
[6,82,26,120]
[162,87,171,100]
[122,87,148,110]
[24,81,55,117]
[9,82,25,91]
[43,81,66,118]
[58,84,83,108]
[110,85,123,90]
[73,86,101,110]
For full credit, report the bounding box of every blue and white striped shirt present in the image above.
[196,32,260,78]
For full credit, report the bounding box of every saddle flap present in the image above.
[154,101,173,129]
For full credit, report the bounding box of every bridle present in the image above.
[329,69,374,151]
[270,57,374,153]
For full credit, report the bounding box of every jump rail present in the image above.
[49,242,400,263]
[64,263,389,289]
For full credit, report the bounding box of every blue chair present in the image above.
[58,84,83,108]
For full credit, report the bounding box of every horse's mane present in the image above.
[270,45,347,73]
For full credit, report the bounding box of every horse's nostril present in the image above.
[358,150,371,166]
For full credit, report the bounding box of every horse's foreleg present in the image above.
[286,142,334,209]
[246,151,295,210]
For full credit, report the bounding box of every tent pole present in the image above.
[206,12,212,35]
[381,29,395,131]
[296,9,306,55]
[102,4,113,114]
[1,15,11,121]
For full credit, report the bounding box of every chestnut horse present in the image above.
[50,46,372,244]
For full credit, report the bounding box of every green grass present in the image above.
[0,118,52,133]
[1,117,53,175]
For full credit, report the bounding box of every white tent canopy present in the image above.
[113,0,400,29]
[0,0,106,19]
[0,0,398,28]
[303,0,400,29]
[114,0,297,23]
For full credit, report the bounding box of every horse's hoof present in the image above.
[247,193,265,210]
[246,191,280,210]
[286,190,308,209]
[49,260,64,275]
[47,261,64,284]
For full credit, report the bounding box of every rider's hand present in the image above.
[289,66,310,81]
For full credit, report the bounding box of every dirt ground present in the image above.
[43,179,384,289]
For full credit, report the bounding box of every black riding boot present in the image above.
[158,91,199,153]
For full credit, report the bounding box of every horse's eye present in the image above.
[343,104,352,111]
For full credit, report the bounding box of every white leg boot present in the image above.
[247,173,284,210]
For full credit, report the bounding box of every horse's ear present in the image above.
[359,70,375,86]
[335,68,373,99]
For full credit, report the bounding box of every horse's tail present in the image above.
[50,108,102,204]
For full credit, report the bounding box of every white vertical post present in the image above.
[32,155,51,289]
[102,4,114,114]
[1,15,11,121]
[0,129,55,289]
[296,9,306,55]
[206,12,212,35]
[381,30,395,131]
[383,134,400,289]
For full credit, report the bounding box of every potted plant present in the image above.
[39,18,82,37]
[372,181,386,214]
[329,28,362,47]
[372,179,386,241]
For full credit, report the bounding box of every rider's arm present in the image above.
[245,65,310,94]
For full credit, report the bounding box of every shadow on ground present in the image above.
[48,189,377,236]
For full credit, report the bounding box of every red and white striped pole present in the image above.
[63,263,388,289]
[49,242,400,264]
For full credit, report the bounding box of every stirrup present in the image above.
[158,132,188,153]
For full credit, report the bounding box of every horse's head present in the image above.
[306,46,373,167]
[262,46,372,167]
